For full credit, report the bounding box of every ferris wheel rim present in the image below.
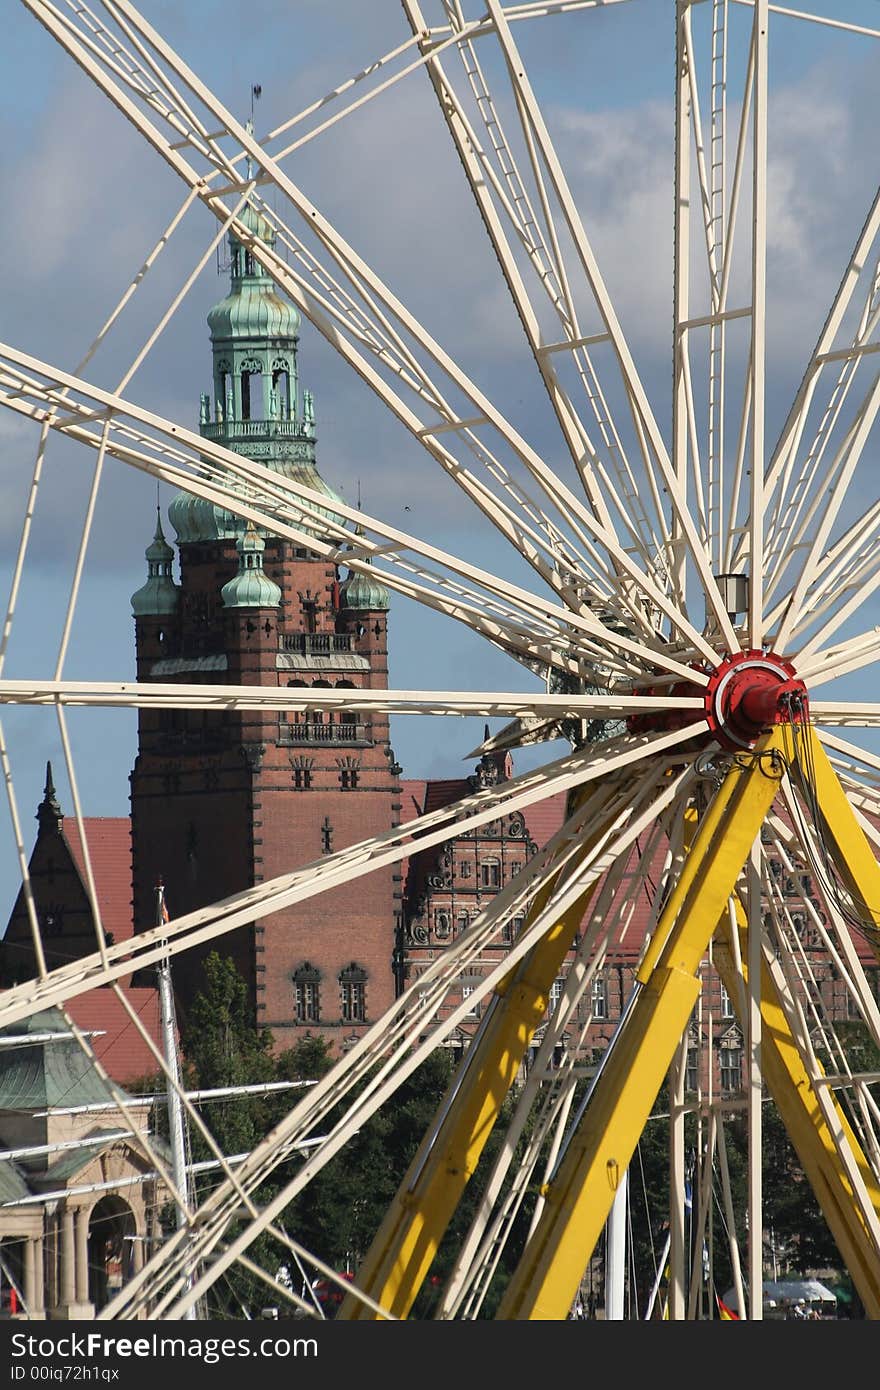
[3,0,880,1321]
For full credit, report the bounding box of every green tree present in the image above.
[178,952,281,1317]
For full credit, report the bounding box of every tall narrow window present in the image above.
[480,858,501,890]
[240,359,263,421]
[591,974,607,1019]
[271,362,290,417]
[339,963,368,1024]
[720,983,735,1019]
[292,963,321,1024]
[336,680,356,740]
[720,1037,743,1093]
[460,974,482,1018]
[686,1045,700,1093]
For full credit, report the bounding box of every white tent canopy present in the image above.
[722,1279,838,1315]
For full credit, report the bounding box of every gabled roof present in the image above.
[39,1128,142,1185]
[64,817,133,942]
[66,987,163,1087]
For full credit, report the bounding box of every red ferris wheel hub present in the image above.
[704,649,808,750]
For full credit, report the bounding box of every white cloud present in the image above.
[2,0,880,860]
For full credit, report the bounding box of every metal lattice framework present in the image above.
[3,0,880,1320]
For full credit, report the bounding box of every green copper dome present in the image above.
[131,512,180,617]
[207,205,301,342]
[169,461,347,544]
[340,557,390,612]
[221,522,282,609]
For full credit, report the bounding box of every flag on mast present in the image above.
[716,1293,740,1320]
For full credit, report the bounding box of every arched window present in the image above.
[271,359,291,418]
[240,357,263,422]
[290,756,313,790]
[292,962,321,1023]
[216,360,232,422]
[339,962,367,1023]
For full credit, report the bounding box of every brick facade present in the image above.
[129,530,401,1051]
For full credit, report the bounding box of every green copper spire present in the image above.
[220,522,282,609]
[169,200,346,545]
[131,510,180,617]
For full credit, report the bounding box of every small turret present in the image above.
[130,511,180,617]
[340,526,390,613]
[220,522,282,609]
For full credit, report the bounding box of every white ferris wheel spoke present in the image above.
[762,260,880,609]
[797,629,880,689]
[8,0,880,1323]
[812,703,880,728]
[0,721,705,1033]
[401,0,670,587]
[769,363,880,655]
[0,341,717,685]
[763,495,880,647]
[22,0,733,666]
[101,760,694,1320]
[817,728,880,783]
[0,680,705,722]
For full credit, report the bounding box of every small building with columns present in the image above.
[0,1009,166,1320]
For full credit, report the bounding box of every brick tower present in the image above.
[129,203,402,1051]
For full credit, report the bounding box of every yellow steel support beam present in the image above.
[339,782,616,1321]
[713,900,880,1318]
[496,733,785,1320]
[799,726,880,954]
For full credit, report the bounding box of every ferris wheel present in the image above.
[3,0,880,1321]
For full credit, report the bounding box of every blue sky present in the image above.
[1,1,880,895]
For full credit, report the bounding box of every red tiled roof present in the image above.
[61,819,164,1085]
[66,986,164,1087]
[65,817,134,943]
[521,789,568,850]
[423,779,469,816]
[399,780,427,824]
